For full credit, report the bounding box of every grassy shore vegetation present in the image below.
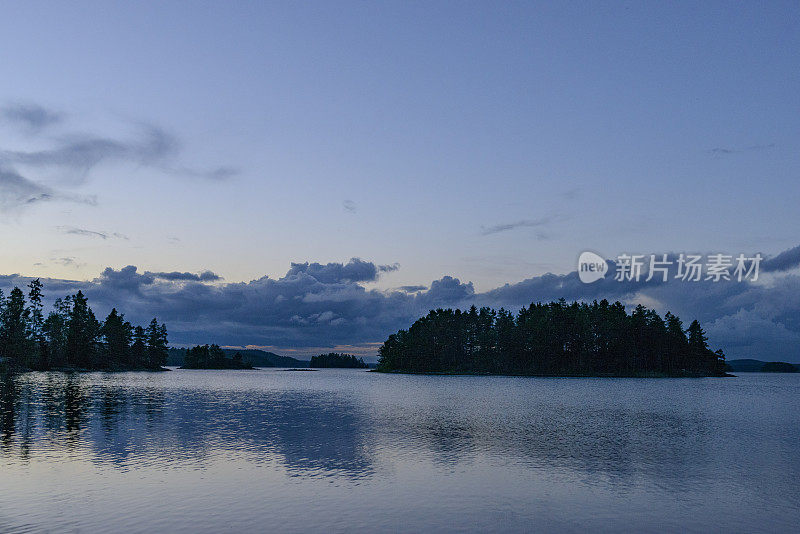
[309,353,368,368]
[376,299,728,377]
[0,280,168,372]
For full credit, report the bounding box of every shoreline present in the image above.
[179,366,256,370]
[370,369,735,378]
[2,365,171,374]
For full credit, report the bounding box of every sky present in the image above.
[0,2,798,360]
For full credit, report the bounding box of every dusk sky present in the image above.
[1,2,798,359]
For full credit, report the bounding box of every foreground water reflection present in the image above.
[1,369,799,532]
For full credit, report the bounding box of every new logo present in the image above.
[578,251,607,283]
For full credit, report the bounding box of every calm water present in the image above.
[1,369,798,533]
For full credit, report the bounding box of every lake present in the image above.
[1,369,799,533]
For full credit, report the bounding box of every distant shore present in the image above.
[371,369,735,378]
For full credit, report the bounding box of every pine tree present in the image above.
[27,279,46,368]
[145,318,168,369]
[0,287,32,368]
[65,291,100,368]
[687,319,708,350]
[101,309,132,367]
[43,296,72,368]
[131,326,147,367]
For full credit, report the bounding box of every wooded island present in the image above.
[376,299,728,377]
[309,353,368,368]
[0,280,168,372]
[180,344,254,369]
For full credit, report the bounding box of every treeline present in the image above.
[309,353,368,368]
[376,299,727,377]
[181,344,253,369]
[0,280,168,371]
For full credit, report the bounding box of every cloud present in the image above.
[286,258,397,284]
[379,263,400,273]
[56,225,129,240]
[1,245,799,361]
[52,256,82,268]
[173,165,239,181]
[0,260,414,353]
[420,276,475,306]
[1,125,177,175]
[146,270,222,282]
[481,215,559,236]
[0,167,96,212]
[708,143,776,156]
[0,101,238,212]
[397,285,427,293]
[0,167,55,208]
[0,124,237,182]
[762,245,800,273]
[471,252,800,362]
[343,200,357,213]
[1,103,63,132]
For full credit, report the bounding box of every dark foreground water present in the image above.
[1,369,798,533]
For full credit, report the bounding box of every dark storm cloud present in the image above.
[1,245,799,361]
[1,103,63,131]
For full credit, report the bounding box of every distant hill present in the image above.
[726,359,800,373]
[760,362,799,373]
[167,347,308,368]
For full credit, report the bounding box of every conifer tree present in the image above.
[0,288,31,367]
[65,291,100,368]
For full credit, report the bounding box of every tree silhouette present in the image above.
[65,291,101,368]
[0,288,32,368]
[101,309,132,367]
[145,319,168,368]
[377,300,727,377]
[309,353,368,368]
[0,282,169,372]
[180,344,252,369]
